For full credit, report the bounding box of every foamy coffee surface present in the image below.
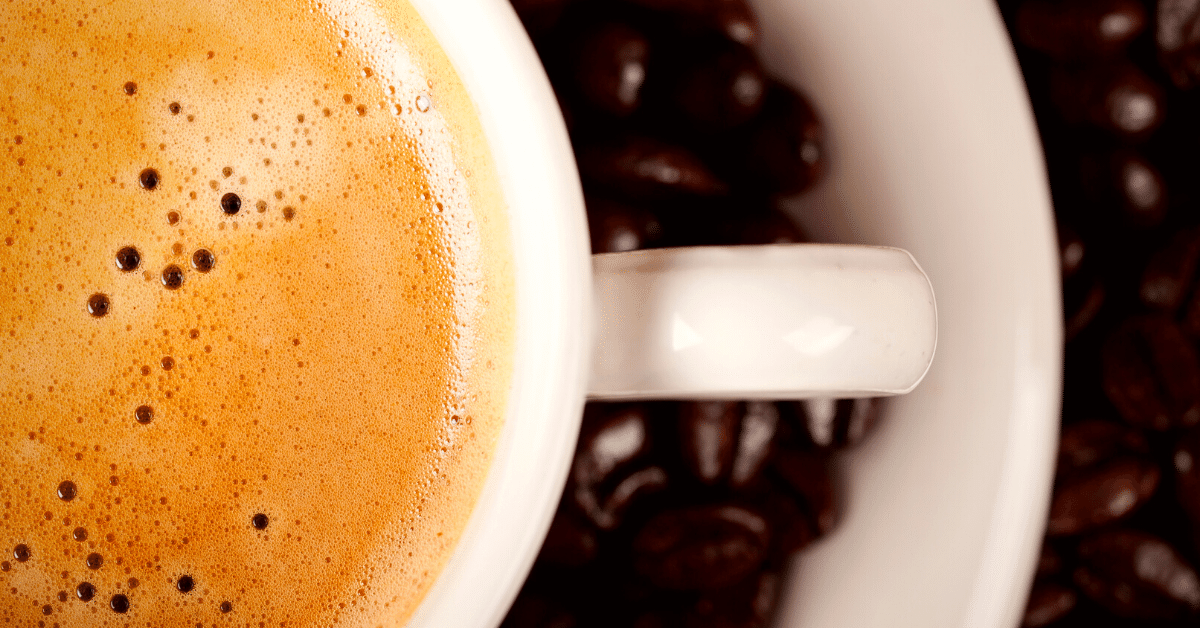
[0,0,514,625]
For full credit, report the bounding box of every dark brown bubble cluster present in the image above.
[87,293,110,317]
[161,264,184,290]
[191,248,215,272]
[115,246,141,271]
[221,192,242,215]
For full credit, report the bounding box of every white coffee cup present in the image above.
[398,0,1057,627]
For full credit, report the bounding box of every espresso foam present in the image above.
[0,0,514,625]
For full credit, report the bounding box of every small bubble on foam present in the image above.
[297,114,305,123]
[282,206,295,221]
[0,561,8,571]
[416,94,431,112]
[343,93,353,103]
[139,168,160,190]
[127,577,138,589]
[256,200,267,213]
[110,593,130,613]
[323,107,332,117]
[220,600,233,613]
[251,513,269,529]
[115,246,141,271]
[177,575,195,593]
[41,604,51,615]
[191,249,215,273]
[168,211,180,225]
[161,265,184,290]
[356,104,367,116]
[72,527,87,542]
[161,356,175,371]
[168,102,181,115]
[57,591,68,602]
[85,552,103,569]
[123,81,137,95]
[221,192,242,215]
[135,405,154,425]
[87,293,110,317]
[13,544,30,562]
[222,166,232,178]
[76,582,96,601]
[57,481,77,501]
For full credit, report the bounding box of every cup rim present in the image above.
[403,0,593,626]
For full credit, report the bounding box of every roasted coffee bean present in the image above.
[671,41,765,129]
[685,570,780,628]
[509,0,571,35]
[1079,149,1168,227]
[501,593,578,628]
[579,136,729,198]
[1101,316,1200,431]
[573,404,652,488]
[1021,581,1077,628]
[586,196,663,253]
[575,23,650,117]
[1050,63,1165,140]
[1141,226,1200,311]
[1057,419,1149,476]
[1015,0,1145,60]
[1035,542,1064,577]
[1172,428,1200,544]
[1064,275,1106,341]
[770,448,836,535]
[633,504,770,590]
[680,401,740,484]
[737,81,824,196]
[1073,529,1200,620]
[539,509,598,567]
[756,488,815,556]
[1046,456,1160,536]
[786,397,881,449]
[586,465,670,530]
[1158,0,1200,89]
[623,0,760,45]
[729,402,779,488]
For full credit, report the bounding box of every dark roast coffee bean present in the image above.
[572,404,651,489]
[729,401,779,488]
[1056,419,1148,476]
[679,401,740,484]
[1101,316,1200,431]
[509,0,571,35]
[1073,529,1200,620]
[737,82,824,196]
[539,509,597,567]
[1015,0,1145,60]
[788,398,881,449]
[1046,456,1160,536]
[672,41,765,129]
[575,23,650,117]
[1158,0,1200,89]
[1050,63,1165,140]
[770,448,836,535]
[586,196,662,253]
[757,488,815,556]
[1021,581,1077,628]
[579,136,729,198]
[1064,274,1106,341]
[1035,542,1063,578]
[581,465,670,530]
[623,0,760,45]
[633,504,770,590]
[685,569,780,628]
[1079,149,1167,227]
[501,592,578,628]
[1141,226,1200,311]
[1172,428,1200,544]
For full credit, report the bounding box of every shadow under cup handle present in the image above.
[588,244,938,400]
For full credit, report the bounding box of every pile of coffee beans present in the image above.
[501,2,883,625]
[999,0,1200,625]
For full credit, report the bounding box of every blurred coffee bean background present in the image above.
[499,0,1200,626]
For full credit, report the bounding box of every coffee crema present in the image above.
[0,0,514,625]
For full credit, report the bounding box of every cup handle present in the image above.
[588,244,938,400]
